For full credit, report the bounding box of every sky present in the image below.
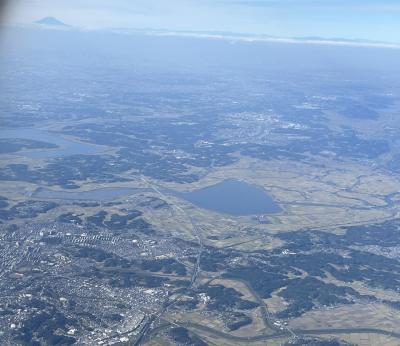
[3,0,400,43]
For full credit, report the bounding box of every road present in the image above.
[130,177,205,345]
[148,321,400,343]
[130,177,400,345]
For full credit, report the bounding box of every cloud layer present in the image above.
[3,0,400,43]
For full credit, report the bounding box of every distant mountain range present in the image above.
[34,17,68,27]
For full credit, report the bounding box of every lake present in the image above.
[0,128,101,158]
[170,179,281,216]
[33,179,281,216]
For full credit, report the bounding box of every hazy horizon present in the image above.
[2,0,400,44]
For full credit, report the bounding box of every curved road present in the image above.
[131,177,400,345]
[148,321,400,343]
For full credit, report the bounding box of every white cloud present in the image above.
[2,0,400,43]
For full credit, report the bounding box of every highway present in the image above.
[130,177,205,345]
[130,177,400,345]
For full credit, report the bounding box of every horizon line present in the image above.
[5,20,400,50]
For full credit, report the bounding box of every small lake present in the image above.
[171,179,281,216]
[0,128,101,158]
[34,187,151,201]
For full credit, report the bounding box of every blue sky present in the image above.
[5,0,400,42]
